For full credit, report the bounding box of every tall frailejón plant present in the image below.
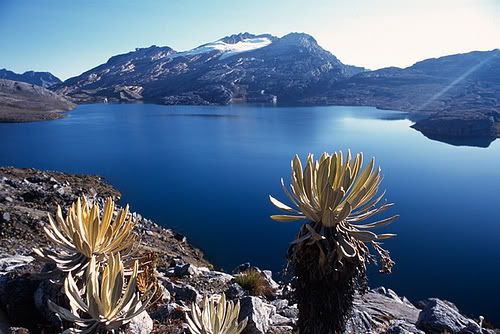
[34,196,136,274]
[186,293,248,334]
[48,253,153,334]
[270,151,398,334]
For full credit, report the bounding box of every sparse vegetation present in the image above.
[137,251,165,308]
[234,269,274,298]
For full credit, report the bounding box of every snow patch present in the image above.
[176,37,272,59]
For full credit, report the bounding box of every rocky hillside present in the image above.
[0,69,61,88]
[55,32,365,105]
[305,49,500,140]
[0,79,75,122]
[0,167,497,334]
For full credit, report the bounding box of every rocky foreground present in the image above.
[0,80,75,122]
[0,167,497,334]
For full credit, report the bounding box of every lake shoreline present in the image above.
[3,99,497,147]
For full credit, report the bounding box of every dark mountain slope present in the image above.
[0,69,62,88]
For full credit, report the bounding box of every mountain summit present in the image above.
[56,32,365,105]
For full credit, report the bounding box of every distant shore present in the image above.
[0,79,75,123]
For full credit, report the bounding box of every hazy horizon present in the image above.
[1,0,499,80]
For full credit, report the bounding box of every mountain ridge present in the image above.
[55,32,366,105]
[0,69,62,88]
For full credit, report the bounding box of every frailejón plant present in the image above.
[270,151,398,334]
[186,293,248,334]
[49,253,153,334]
[35,196,136,274]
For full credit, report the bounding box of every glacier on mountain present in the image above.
[176,36,273,59]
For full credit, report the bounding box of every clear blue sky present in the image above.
[0,0,498,80]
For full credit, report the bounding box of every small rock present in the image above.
[150,302,186,322]
[271,299,288,311]
[268,325,293,333]
[157,283,171,304]
[270,314,292,326]
[2,212,10,222]
[233,262,260,274]
[56,186,71,195]
[88,187,97,197]
[174,263,199,277]
[384,320,425,334]
[202,269,233,282]
[372,286,387,295]
[225,282,246,299]
[126,310,153,334]
[4,197,13,203]
[261,270,279,290]
[162,280,201,303]
[279,306,298,320]
[386,289,403,303]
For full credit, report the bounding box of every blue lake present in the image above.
[1,104,499,323]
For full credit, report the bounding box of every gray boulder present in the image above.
[345,289,421,334]
[238,296,276,334]
[161,280,201,303]
[415,298,486,334]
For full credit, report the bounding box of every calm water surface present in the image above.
[1,104,499,323]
